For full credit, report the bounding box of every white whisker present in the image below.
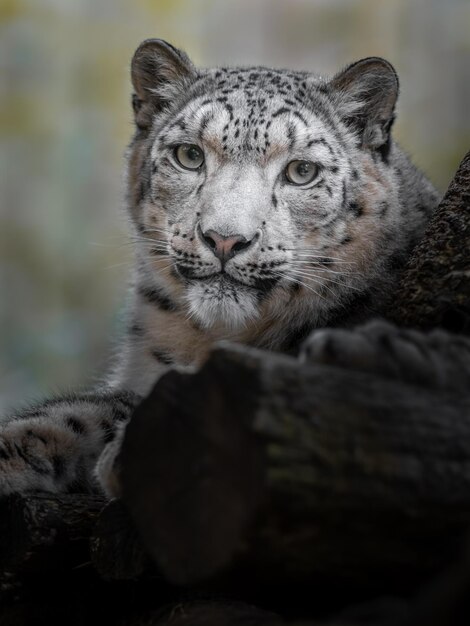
[288,270,339,298]
[139,227,172,237]
[294,256,354,265]
[290,268,346,285]
[151,261,175,274]
[289,268,363,289]
[104,261,132,271]
[290,261,363,277]
[271,271,327,301]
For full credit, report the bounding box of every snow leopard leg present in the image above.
[94,421,128,498]
[0,390,139,497]
[300,319,470,392]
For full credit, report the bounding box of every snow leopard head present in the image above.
[127,39,401,331]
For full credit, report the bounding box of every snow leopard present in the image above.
[1,38,465,499]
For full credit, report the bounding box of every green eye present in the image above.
[285,160,319,185]
[174,144,204,170]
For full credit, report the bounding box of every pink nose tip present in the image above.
[201,229,252,262]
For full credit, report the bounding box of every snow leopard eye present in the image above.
[285,160,319,185]
[174,144,204,170]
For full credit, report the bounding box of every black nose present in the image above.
[199,227,253,262]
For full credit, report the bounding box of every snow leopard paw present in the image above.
[95,422,126,499]
[300,319,470,392]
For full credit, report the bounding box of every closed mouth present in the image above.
[196,271,248,288]
[175,263,252,287]
[175,263,281,297]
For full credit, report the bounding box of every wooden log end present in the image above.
[119,351,265,585]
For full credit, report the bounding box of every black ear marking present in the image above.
[131,93,143,117]
[131,38,197,130]
[329,57,399,158]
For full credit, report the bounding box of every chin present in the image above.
[185,276,260,331]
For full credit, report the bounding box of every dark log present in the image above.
[390,149,470,333]
[120,344,470,590]
[90,498,150,580]
[119,347,265,585]
[138,601,283,626]
[0,492,105,573]
[0,492,153,582]
[401,542,470,626]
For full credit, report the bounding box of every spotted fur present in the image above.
[0,40,445,497]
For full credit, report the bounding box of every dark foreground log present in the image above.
[0,493,150,581]
[119,345,470,589]
[2,342,469,595]
[0,492,105,573]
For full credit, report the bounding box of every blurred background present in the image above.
[1,0,469,412]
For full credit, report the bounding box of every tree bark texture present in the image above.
[0,492,105,574]
[119,345,470,589]
[390,149,470,333]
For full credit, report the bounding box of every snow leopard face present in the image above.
[127,39,404,332]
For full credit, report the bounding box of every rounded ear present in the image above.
[131,39,197,130]
[329,57,399,159]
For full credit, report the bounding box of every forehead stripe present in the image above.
[272,106,292,118]
[307,137,334,155]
